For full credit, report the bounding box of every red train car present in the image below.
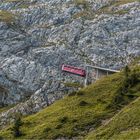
[62,65,86,77]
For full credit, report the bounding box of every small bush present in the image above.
[76,91,84,96]
[72,119,78,123]
[55,124,62,129]
[79,101,89,106]
[54,134,63,139]
[108,66,140,109]
[0,136,3,140]
[124,66,130,78]
[59,116,68,123]
[68,92,76,96]
[11,116,23,137]
[97,99,107,104]
[43,127,51,133]
[121,66,140,94]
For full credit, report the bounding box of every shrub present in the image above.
[124,65,130,78]
[68,92,76,96]
[59,116,68,123]
[121,66,140,94]
[11,116,23,137]
[55,124,62,129]
[79,101,89,106]
[54,134,63,139]
[109,66,140,109]
[72,119,78,123]
[0,136,3,140]
[76,91,84,96]
[43,127,51,133]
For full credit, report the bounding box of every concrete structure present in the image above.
[84,65,120,86]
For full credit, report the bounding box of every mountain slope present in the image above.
[86,94,140,140]
[0,0,140,110]
[0,64,140,139]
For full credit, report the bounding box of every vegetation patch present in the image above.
[79,100,89,106]
[73,0,138,20]
[68,91,77,96]
[0,10,15,24]
[55,124,63,129]
[76,91,85,96]
[11,116,23,137]
[63,82,83,88]
[59,116,69,124]
[0,136,3,140]
[86,95,140,140]
[43,127,51,133]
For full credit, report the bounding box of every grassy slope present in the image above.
[0,65,140,139]
[86,64,140,140]
[86,96,140,140]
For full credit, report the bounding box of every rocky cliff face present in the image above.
[0,0,140,126]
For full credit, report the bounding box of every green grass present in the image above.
[0,65,140,139]
[86,95,140,140]
[63,82,83,88]
[86,65,140,140]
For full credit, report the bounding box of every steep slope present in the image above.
[0,65,140,139]
[86,94,140,140]
[0,0,140,110]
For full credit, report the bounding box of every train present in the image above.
[62,64,86,77]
